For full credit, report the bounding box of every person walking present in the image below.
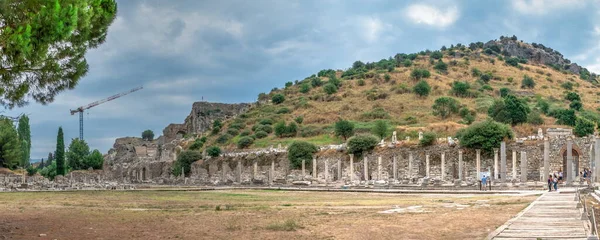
[547,174,553,192]
[481,174,487,191]
[553,175,558,191]
[558,171,563,183]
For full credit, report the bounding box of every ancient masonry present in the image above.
[96,101,600,187]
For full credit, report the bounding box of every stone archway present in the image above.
[142,168,146,181]
[176,131,186,139]
[560,145,581,180]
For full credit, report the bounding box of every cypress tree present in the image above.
[56,127,65,176]
[17,115,31,167]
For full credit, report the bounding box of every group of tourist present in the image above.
[547,174,559,192]
[580,168,592,185]
[547,168,594,191]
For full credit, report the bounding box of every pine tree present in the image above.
[0,118,21,168]
[46,152,54,168]
[17,115,30,167]
[38,158,44,170]
[55,127,65,175]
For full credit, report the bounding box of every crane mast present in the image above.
[70,86,143,140]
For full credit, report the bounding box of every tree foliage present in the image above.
[574,117,595,137]
[85,149,103,170]
[410,69,431,80]
[371,120,388,140]
[172,150,201,177]
[413,80,431,97]
[142,129,154,141]
[272,94,285,104]
[237,136,254,149]
[432,97,460,119]
[420,132,437,146]
[287,141,317,169]
[521,75,535,89]
[206,146,221,157]
[323,83,338,95]
[346,134,378,157]
[0,0,118,108]
[17,115,30,167]
[55,127,65,175]
[456,119,514,152]
[451,81,471,97]
[334,119,354,140]
[488,95,530,125]
[274,121,297,138]
[66,138,89,170]
[0,118,21,168]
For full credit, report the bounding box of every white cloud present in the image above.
[360,17,385,42]
[512,0,585,15]
[405,4,459,28]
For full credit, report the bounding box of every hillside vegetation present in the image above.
[196,36,600,151]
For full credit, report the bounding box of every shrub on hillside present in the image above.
[361,107,390,120]
[480,72,493,83]
[206,146,221,157]
[276,107,291,114]
[287,141,318,169]
[420,132,437,146]
[216,134,232,144]
[451,81,472,97]
[505,57,520,67]
[365,88,389,101]
[311,77,323,87]
[471,68,482,77]
[229,122,244,130]
[459,107,476,125]
[274,121,298,138]
[561,81,574,90]
[536,98,550,115]
[171,150,202,177]
[285,82,293,88]
[403,59,412,67]
[188,138,204,150]
[323,83,338,95]
[551,108,577,126]
[570,100,583,111]
[430,51,443,59]
[334,119,355,140]
[527,111,544,125]
[237,136,254,149]
[410,69,431,80]
[499,88,511,97]
[294,116,304,124]
[142,130,154,141]
[488,95,530,125]
[434,60,448,72]
[521,75,535,89]
[346,135,379,157]
[255,124,273,134]
[272,94,285,104]
[259,119,274,125]
[565,92,581,102]
[574,117,595,137]
[299,83,311,93]
[432,97,460,119]
[371,120,388,140]
[455,119,514,152]
[254,131,268,139]
[413,80,431,97]
[357,79,366,86]
[226,128,239,136]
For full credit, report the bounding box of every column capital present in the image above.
[458,149,463,153]
[493,148,498,153]
[476,149,481,154]
[349,153,354,157]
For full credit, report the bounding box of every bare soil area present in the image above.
[0,190,536,240]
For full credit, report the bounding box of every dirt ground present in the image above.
[0,190,536,240]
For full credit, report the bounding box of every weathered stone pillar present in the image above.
[349,154,354,182]
[458,150,463,180]
[493,149,498,181]
[222,162,227,182]
[393,155,397,180]
[441,152,445,181]
[595,137,600,182]
[237,160,242,183]
[313,158,317,179]
[253,161,257,179]
[500,141,507,181]
[543,137,549,181]
[520,151,527,183]
[567,137,573,184]
[512,150,517,180]
[337,159,342,181]
[363,156,369,181]
[377,156,382,180]
[408,152,413,180]
[302,159,306,177]
[425,154,430,177]
[325,159,329,184]
[476,149,481,179]
[270,160,275,183]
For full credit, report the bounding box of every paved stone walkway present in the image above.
[490,189,589,239]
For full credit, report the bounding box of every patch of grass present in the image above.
[266,219,303,231]
[253,134,341,148]
[281,203,293,207]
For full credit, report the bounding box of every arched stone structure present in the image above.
[559,144,582,179]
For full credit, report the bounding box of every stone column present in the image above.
[222,162,227,182]
[337,159,342,181]
[494,149,498,181]
[500,141,507,181]
[425,154,430,177]
[476,149,481,179]
[567,137,573,185]
[270,160,275,183]
[512,150,517,180]
[543,137,549,181]
[363,156,369,181]
[520,151,527,183]
[393,155,397,180]
[408,152,413,179]
[302,159,306,177]
[237,160,242,183]
[313,158,317,179]
[595,137,600,182]
[349,154,354,182]
[324,159,329,184]
[253,161,257,179]
[458,150,463,180]
[441,152,446,181]
[377,156,382,180]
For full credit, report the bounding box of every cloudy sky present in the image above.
[7,0,600,159]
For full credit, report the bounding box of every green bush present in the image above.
[432,97,460,119]
[552,108,577,126]
[346,134,379,157]
[505,57,520,67]
[276,107,291,114]
[323,83,338,95]
[255,131,268,139]
[403,59,412,67]
[299,83,311,93]
[536,98,550,114]
[565,92,581,102]
[434,60,448,72]
[411,69,431,80]
[527,111,544,125]
[256,124,273,134]
[420,132,437,146]
[471,68,482,77]
[480,72,492,83]
[311,77,323,87]
[521,75,535,89]
[206,146,221,157]
[226,128,239,136]
[240,130,251,137]
[259,119,274,125]
[574,117,595,137]
[499,88,510,97]
[451,81,472,97]
[391,83,411,94]
[430,51,443,59]
[285,81,293,88]
[142,130,154,141]
[237,136,254,149]
[26,165,37,176]
[361,107,390,120]
[334,119,355,140]
[357,79,366,86]
[371,120,388,140]
[294,116,304,124]
[272,94,285,104]
[217,134,232,144]
[570,100,582,111]
[229,122,244,130]
[365,88,389,101]
[455,119,514,152]
[274,121,298,138]
[171,150,202,177]
[561,81,574,90]
[384,74,391,82]
[189,138,204,150]
[488,95,530,125]
[459,107,476,124]
[287,141,318,169]
[413,80,431,97]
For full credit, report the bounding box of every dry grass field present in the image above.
[0,190,537,240]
